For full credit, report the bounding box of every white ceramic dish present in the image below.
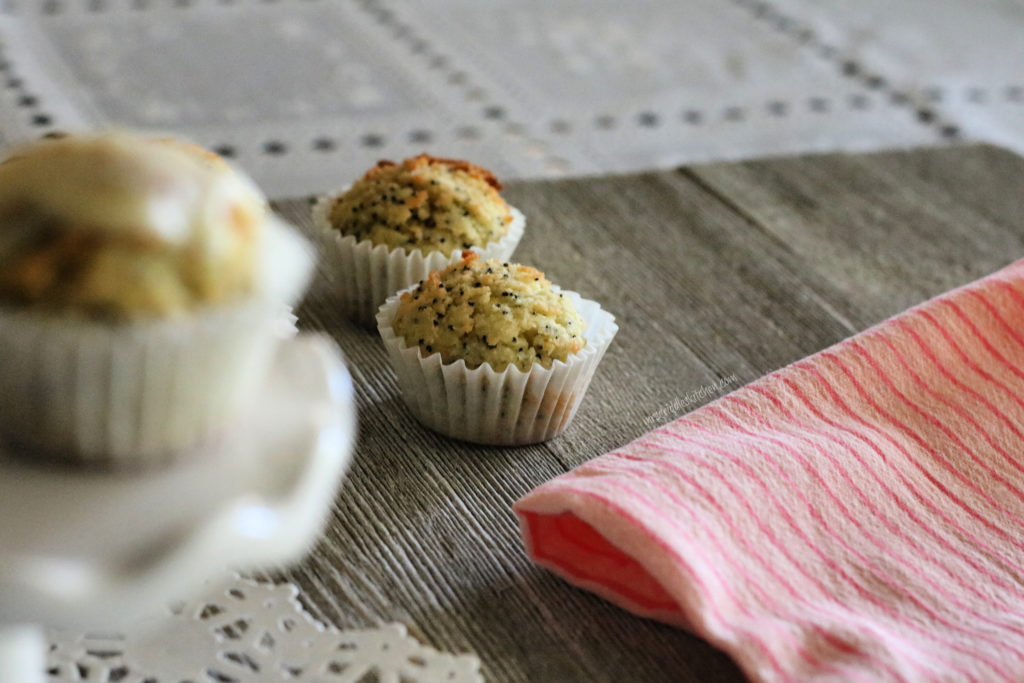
[0,332,356,631]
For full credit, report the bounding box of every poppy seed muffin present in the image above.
[391,252,586,372]
[0,134,266,319]
[377,254,617,445]
[326,154,513,256]
[0,132,313,465]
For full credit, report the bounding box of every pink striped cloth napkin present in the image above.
[515,260,1024,682]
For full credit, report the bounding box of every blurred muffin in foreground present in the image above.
[0,132,313,466]
[0,135,271,317]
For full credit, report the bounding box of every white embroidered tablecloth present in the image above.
[1,0,1003,198]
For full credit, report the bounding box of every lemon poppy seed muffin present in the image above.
[327,154,513,256]
[377,253,616,445]
[0,133,266,319]
[391,253,586,372]
[0,132,314,465]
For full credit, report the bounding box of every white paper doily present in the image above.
[46,574,482,683]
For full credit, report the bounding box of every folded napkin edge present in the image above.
[516,484,775,637]
[514,486,785,681]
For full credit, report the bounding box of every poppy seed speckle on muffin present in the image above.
[326,154,512,256]
[392,252,586,372]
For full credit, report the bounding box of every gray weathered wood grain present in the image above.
[262,144,1024,682]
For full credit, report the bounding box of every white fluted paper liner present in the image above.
[0,217,314,467]
[314,191,525,327]
[0,303,287,466]
[376,286,617,445]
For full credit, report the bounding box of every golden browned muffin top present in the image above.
[391,252,586,372]
[327,154,512,256]
[0,133,268,318]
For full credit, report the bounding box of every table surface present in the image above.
[264,143,1024,682]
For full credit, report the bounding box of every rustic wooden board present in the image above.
[263,143,1024,682]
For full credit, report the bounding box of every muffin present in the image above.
[315,154,525,326]
[377,253,616,445]
[0,132,313,466]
